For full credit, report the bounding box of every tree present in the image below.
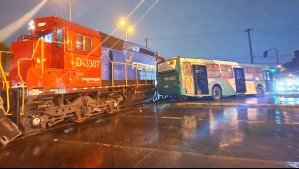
[0,42,11,72]
[283,50,299,72]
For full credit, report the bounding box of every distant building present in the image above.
[283,50,299,72]
[294,50,299,63]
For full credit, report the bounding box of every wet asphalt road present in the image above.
[0,95,299,168]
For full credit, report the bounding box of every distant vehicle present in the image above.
[157,56,272,100]
[272,71,299,94]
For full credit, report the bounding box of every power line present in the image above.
[253,27,299,34]
[256,31,299,35]
[149,30,243,41]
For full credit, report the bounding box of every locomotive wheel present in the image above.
[69,110,85,123]
[69,114,84,123]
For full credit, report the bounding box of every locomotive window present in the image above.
[43,33,53,43]
[75,34,92,52]
[56,29,63,48]
[85,37,92,52]
[76,34,84,51]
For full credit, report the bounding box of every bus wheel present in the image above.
[212,86,222,100]
[256,87,264,97]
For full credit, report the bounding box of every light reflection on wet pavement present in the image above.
[244,95,299,105]
[0,96,299,168]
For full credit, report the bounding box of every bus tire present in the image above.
[212,86,222,101]
[256,87,264,97]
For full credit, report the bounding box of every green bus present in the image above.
[157,56,272,100]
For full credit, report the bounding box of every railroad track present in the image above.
[0,103,145,149]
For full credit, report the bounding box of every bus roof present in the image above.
[163,56,269,68]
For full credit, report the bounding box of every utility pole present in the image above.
[245,28,253,64]
[145,38,148,48]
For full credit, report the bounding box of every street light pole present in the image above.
[263,48,280,66]
[125,25,128,41]
[69,0,72,22]
[120,19,132,41]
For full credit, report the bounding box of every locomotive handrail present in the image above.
[111,62,114,86]
[17,38,44,115]
[18,35,36,41]
[0,51,12,115]
[125,63,128,86]
[102,50,155,87]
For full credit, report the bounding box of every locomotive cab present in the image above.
[10,16,102,89]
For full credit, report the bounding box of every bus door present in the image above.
[193,65,209,95]
[264,70,273,92]
[234,68,246,93]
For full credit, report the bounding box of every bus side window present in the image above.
[221,65,233,78]
[207,64,220,78]
[221,65,227,71]
[244,66,254,81]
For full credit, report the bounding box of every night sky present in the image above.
[1,0,299,67]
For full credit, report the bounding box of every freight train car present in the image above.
[0,16,157,146]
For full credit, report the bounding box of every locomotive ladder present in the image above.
[0,51,22,146]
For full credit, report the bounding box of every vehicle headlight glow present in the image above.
[287,81,295,86]
[277,82,284,86]
[276,86,285,91]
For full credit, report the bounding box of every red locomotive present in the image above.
[0,16,158,146]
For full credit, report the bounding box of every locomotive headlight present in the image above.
[28,20,35,31]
